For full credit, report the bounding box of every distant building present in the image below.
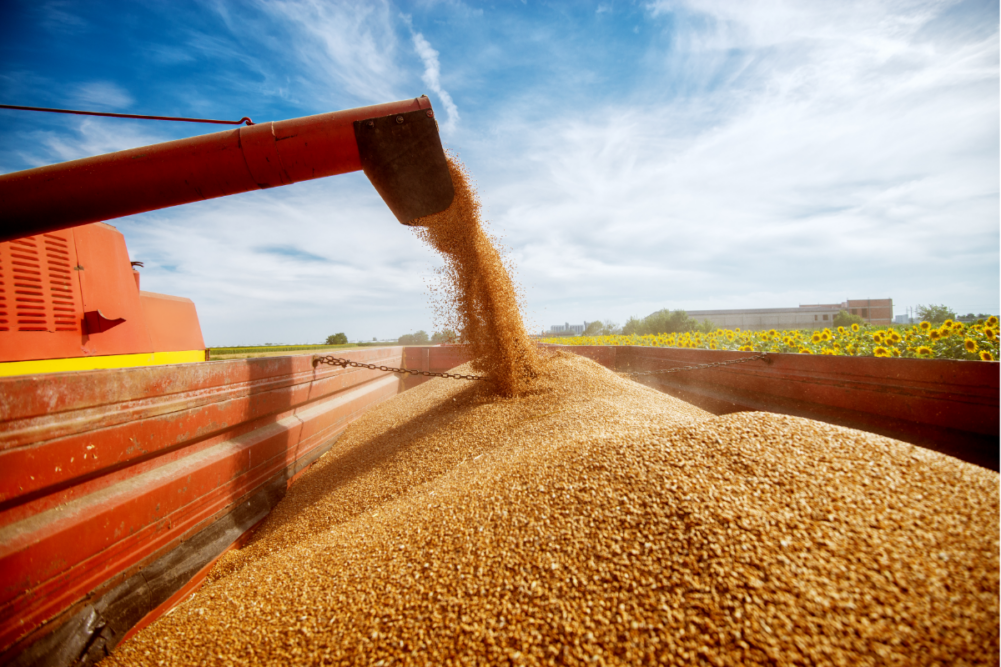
[548,322,585,335]
[687,298,893,331]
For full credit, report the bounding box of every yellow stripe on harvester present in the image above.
[0,350,206,378]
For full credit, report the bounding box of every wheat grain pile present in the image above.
[109,351,999,666]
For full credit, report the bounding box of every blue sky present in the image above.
[2,0,998,345]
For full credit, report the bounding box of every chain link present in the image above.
[618,353,769,377]
[312,355,489,381]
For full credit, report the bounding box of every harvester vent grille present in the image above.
[0,232,81,333]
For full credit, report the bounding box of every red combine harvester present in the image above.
[0,96,997,667]
[0,223,205,377]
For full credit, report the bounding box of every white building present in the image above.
[549,322,585,335]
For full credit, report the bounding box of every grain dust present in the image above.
[410,153,539,397]
[108,352,999,666]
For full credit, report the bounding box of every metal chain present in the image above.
[312,355,488,381]
[618,353,769,377]
[314,352,768,382]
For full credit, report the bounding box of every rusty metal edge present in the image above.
[3,430,341,667]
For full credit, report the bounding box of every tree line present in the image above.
[323,305,987,348]
[545,304,984,338]
[397,330,457,345]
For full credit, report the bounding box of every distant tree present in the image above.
[622,309,698,336]
[431,329,457,344]
[694,318,716,333]
[583,320,603,336]
[600,320,621,335]
[916,304,956,324]
[398,330,429,345]
[833,310,865,328]
[325,333,348,345]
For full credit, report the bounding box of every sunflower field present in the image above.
[541,317,999,361]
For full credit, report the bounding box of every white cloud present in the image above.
[476,0,999,325]
[70,81,134,111]
[257,0,404,105]
[118,172,446,345]
[38,1,88,34]
[410,32,460,133]
[4,118,169,170]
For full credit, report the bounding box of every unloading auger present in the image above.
[0,95,454,241]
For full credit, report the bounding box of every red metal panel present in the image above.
[73,223,152,356]
[619,347,998,435]
[0,349,405,521]
[0,230,85,359]
[0,347,405,652]
[426,345,475,373]
[139,291,205,352]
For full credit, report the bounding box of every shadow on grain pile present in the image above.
[109,352,999,666]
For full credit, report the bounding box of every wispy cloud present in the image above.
[121,173,443,344]
[410,31,460,133]
[70,81,134,111]
[257,0,403,106]
[5,118,169,169]
[479,0,999,324]
[38,1,87,34]
[255,245,330,263]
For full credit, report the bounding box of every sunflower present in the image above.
[811,333,822,343]
[768,329,778,337]
[889,332,901,344]
[891,348,901,357]
[822,348,838,355]
[964,338,978,353]
[988,316,999,327]
[851,323,860,332]
[872,333,883,343]
[739,345,753,352]
[919,321,931,330]
[929,330,940,341]
[798,347,812,354]
[938,326,952,339]
[916,346,933,357]
[986,328,997,342]
[821,331,831,341]
[837,326,846,335]
[874,347,890,357]
[943,319,954,328]
[953,321,964,330]
[980,351,995,361]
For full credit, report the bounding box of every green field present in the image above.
[207,343,375,359]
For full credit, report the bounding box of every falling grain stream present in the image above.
[108,156,999,666]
